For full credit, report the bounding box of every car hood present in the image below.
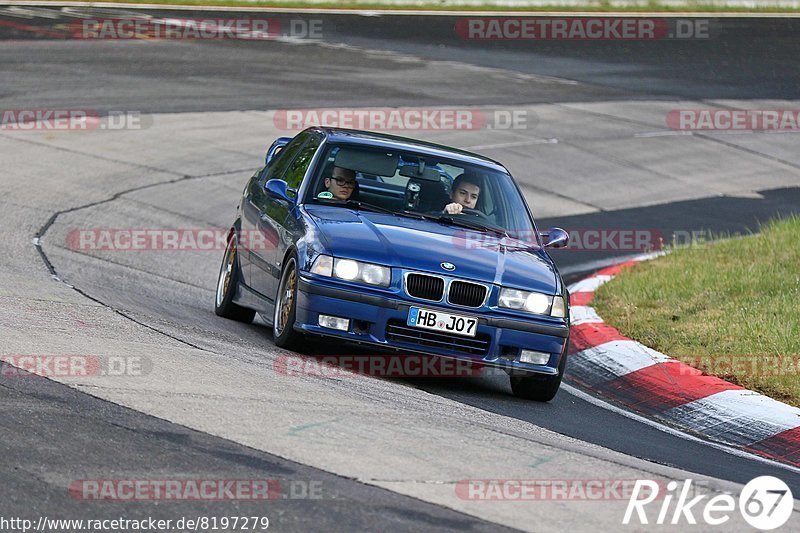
[305,205,558,294]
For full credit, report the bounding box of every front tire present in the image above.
[215,233,256,323]
[509,354,566,402]
[273,256,304,350]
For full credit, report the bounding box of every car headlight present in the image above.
[499,288,565,318]
[334,258,360,280]
[310,254,333,277]
[360,263,390,286]
[310,255,391,287]
[550,295,566,318]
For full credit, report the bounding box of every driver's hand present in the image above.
[444,202,463,215]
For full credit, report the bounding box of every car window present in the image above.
[260,131,310,184]
[283,132,323,192]
[480,177,496,218]
[380,168,411,188]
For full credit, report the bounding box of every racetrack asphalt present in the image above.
[2,6,800,531]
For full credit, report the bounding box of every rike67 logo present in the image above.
[624,476,793,530]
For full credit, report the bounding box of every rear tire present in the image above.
[273,256,304,351]
[215,232,256,323]
[510,354,566,402]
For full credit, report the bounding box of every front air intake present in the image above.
[405,273,445,301]
[448,280,487,308]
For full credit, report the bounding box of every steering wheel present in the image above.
[459,207,492,221]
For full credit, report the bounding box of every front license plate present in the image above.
[407,307,478,338]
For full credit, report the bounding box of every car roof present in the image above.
[311,127,508,173]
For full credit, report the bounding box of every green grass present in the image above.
[37,0,800,14]
[592,216,800,407]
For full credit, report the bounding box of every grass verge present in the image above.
[34,0,800,14]
[592,216,800,407]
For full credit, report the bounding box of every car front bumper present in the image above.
[295,276,569,376]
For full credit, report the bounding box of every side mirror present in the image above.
[541,227,569,249]
[265,179,295,204]
[265,136,292,166]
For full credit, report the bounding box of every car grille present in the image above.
[448,280,487,308]
[385,319,491,356]
[406,273,445,301]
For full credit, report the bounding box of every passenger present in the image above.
[443,174,481,215]
[323,166,357,201]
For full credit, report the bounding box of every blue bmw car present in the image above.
[215,127,570,401]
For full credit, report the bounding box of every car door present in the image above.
[264,131,324,293]
[241,132,310,300]
[237,168,264,289]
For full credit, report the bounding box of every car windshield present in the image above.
[305,143,537,243]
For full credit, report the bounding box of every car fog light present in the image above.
[520,350,550,365]
[318,315,350,331]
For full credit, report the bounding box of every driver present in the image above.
[443,174,481,215]
[323,166,357,201]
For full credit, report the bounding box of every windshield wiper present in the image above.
[436,215,509,237]
[314,197,393,214]
[341,201,436,222]
[315,198,426,220]
[342,200,397,215]
[403,211,508,236]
